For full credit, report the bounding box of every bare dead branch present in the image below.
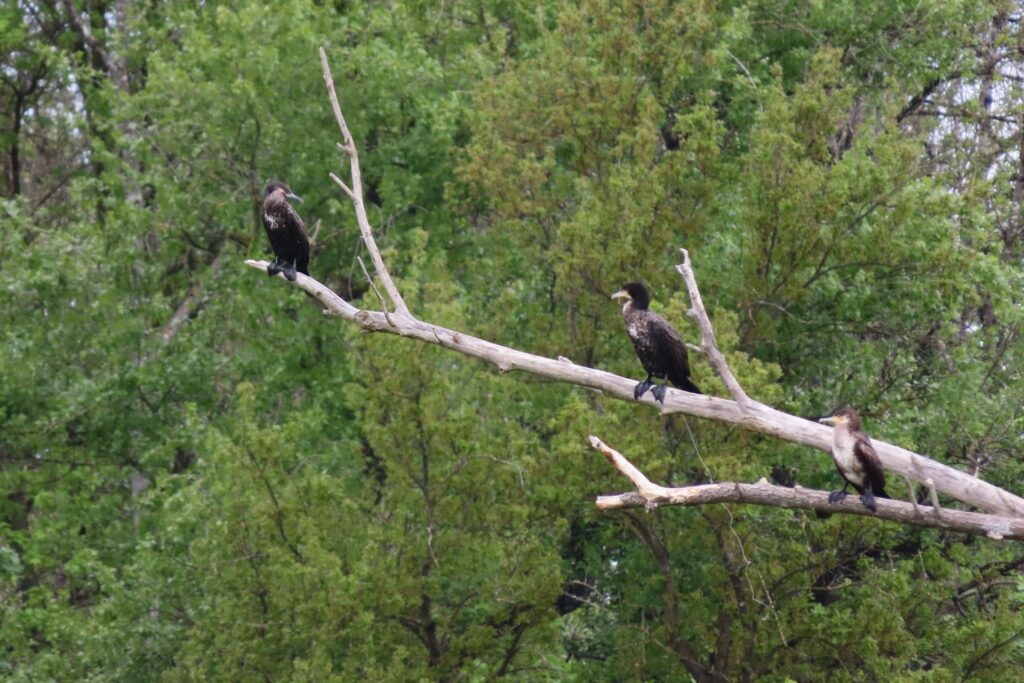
[319,47,410,317]
[248,263,360,318]
[676,249,753,410]
[591,437,1024,541]
[245,257,1024,520]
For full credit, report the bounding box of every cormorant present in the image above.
[611,282,701,403]
[262,181,310,281]
[818,407,889,511]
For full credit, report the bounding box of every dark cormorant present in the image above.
[611,282,701,403]
[818,408,889,511]
[262,181,309,281]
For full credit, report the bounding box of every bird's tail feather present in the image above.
[677,378,702,395]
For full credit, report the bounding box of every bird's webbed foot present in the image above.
[283,262,298,282]
[859,491,877,512]
[634,378,654,400]
[267,259,283,277]
[651,383,669,404]
[827,489,848,504]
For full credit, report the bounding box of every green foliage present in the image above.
[4,0,1024,680]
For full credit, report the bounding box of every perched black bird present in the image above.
[262,181,310,281]
[818,407,889,511]
[611,282,701,403]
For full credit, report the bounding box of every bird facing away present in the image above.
[262,181,310,282]
[611,282,701,403]
[818,407,889,511]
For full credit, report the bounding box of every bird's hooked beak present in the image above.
[611,289,630,301]
[818,415,843,425]
[286,190,304,204]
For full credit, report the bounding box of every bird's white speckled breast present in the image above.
[832,428,865,484]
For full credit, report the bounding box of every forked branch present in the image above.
[242,258,1024,521]
[589,437,1024,541]
[677,249,752,410]
[319,47,410,317]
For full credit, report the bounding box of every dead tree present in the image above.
[243,47,1024,543]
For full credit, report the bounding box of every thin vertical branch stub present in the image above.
[358,255,394,327]
[319,46,411,318]
[675,248,753,410]
[589,435,669,504]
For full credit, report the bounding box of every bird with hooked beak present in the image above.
[262,181,310,282]
[611,282,701,403]
[818,407,889,511]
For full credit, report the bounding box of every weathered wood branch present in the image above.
[319,47,410,317]
[243,50,1024,525]
[589,437,1024,541]
[245,259,1024,520]
[677,249,752,410]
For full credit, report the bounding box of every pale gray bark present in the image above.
[590,436,1024,542]
[242,46,1024,535]
[244,256,1024,521]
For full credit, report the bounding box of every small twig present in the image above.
[904,476,920,514]
[475,455,527,487]
[358,255,394,327]
[727,49,759,97]
[926,478,943,517]
[329,172,356,200]
[675,248,753,410]
[320,46,411,317]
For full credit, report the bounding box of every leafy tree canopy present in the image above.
[2,0,1024,680]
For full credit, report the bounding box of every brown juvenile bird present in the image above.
[818,407,889,511]
[262,181,309,281]
[611,282,701,403]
